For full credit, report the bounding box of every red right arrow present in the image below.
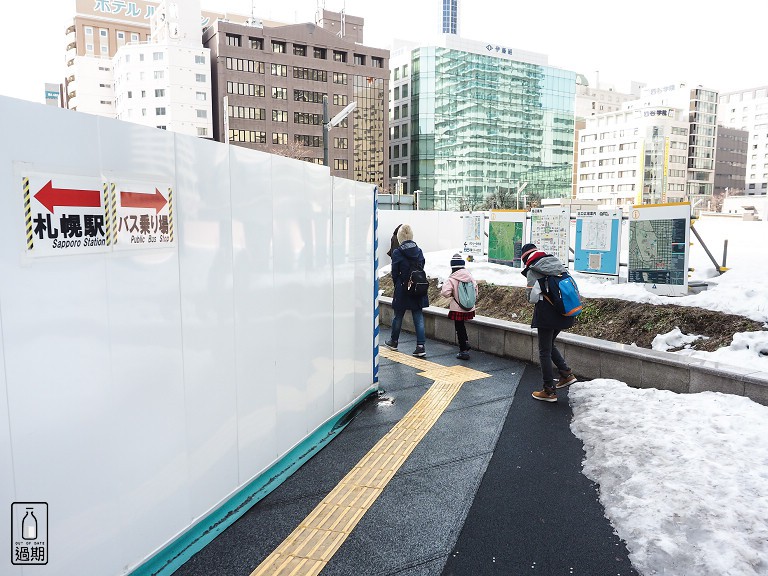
[120,189,168,213]
[34,180,101,213]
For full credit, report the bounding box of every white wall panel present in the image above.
[378,209,469,266]
[332,178,358,410]
[229,146,279,483]
[0,100,122,574]
[174,135,239,518]
[0,96,375,576]
[96,119,189,569]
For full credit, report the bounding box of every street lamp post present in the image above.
[322,96,357,167]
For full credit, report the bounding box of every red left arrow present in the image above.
[120,189,168,213]
[34,180,101,213]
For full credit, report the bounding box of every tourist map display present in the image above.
[628,203,690,296]
[529,207,570,266]
[574,209,622,277]
[488,210,526,267]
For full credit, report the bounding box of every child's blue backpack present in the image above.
[455,280,476,311]
[541,272,583,317]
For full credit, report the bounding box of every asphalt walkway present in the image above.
[175,334,637,576]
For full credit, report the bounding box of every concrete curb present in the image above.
[378,297,768,406]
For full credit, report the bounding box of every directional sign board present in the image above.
[112,178,174,250]
[24,171,110,257]
[21,171,175,256]
[462,214,484,256]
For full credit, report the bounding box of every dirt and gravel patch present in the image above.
[379,276,765,352]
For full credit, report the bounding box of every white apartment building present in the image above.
[112,0,212,136]
[718,86,768,196]
[574,74,640,121]
[576,106,689,209]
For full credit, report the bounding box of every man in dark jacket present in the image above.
[385,224,429,357]
[521,243,577,402]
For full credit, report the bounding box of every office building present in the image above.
[574,74,639,121]
[203,11,389,187]
[576,106,689,209]
[390,35,576,210]
[442,0,459,35]
[626,83,719,202]
[718,86,768,196]
[713,125,748,198]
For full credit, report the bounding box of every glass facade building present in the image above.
[408,46,576,209]
[442,0,458,35]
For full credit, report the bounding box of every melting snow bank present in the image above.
[569,380,768,576]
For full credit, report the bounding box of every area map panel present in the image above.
[628,218,687,285]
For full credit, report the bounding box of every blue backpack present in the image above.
[541,272,583,317]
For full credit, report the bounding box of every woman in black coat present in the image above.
[385,224,429,357]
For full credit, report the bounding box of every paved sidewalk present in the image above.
[175,335,637,576]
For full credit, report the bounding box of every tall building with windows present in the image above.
[112,0,213,137]
[576,107,689,209]
[203,11,389,187]
[390,35,576,209]
[718,86,768,196]
[714,125,748,197]
[442,0,459,35]
[626,83,719,203]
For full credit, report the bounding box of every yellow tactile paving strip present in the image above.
[250,347,490,576]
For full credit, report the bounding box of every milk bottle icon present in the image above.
[22,508,37,540]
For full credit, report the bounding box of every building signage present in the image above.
[113,179,174,249]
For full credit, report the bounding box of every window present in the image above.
[99,29,107,37]
[139,53,144,61]
[156,107,166,115]
[333,72,347,84]
[154,70,164,80]
[272,132,288,144]
[127,91,132,98]
[155,89,165,97]
[354,53,365,66]
[334,159,348,170]
[226,33,242,47]
[313,47,327,59]
[272,110,288,122]
[393,125,400,139]
[85,26,93,36]
[195,109,206,119]
[402,84,408,98]
[271,63,287,76]
[402,143,408,157]
[196,91,207,101]
[272,40,286,53]
[294,44,306,56]
[272,87,287,99]
[153,52,163,61]
[333,94,348,106]
[141,90,146,97]
[401,123,408,137]
[196,73,206,82]
[131,32,139,42]
[402,64,409,76]
[249,37,263,49]
[334,137,348,149]
[195,55,205,64]
[197,127,208,136]
[333,50,347,62]
[372,56,383,68]
[394,87,400,100]
[401,103,408,117]
[100,45,108,55]
[230,105,266,120]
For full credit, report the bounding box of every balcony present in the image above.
[66,24,76,35]
[67,41,77,51]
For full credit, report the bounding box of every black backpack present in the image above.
[404,255,429,297]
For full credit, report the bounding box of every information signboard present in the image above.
[529,206,570,266]
[628,203,690,296]
[487,210,526,267]
[574,209,622,277]
[462,214,484,256]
